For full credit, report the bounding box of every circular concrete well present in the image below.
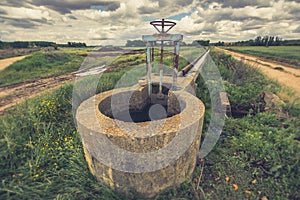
[76,84,205,197]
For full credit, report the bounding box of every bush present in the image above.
[211,50,278,114]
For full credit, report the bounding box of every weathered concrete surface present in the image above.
[76,83,205,197]
[75,50,210,197]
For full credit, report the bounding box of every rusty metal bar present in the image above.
[142,19,183,93]
[146,42,152,96]
[150,19,176,34]
[172,41,180,89]
[159,40,163,94]
[152,25,161,33]
[161,18,165,33]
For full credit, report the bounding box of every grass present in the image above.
[0,46,204,87]
[0,48,41,60]
[223,46,300,69]
[0,48,299,199]
[196,51,300,199]
[0,51,84,86]
[59,47,94,54]
[0,85,126,199]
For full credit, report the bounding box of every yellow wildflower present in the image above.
[232,184,238,191]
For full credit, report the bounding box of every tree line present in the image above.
[212,36,300,46]
[233,36,283,46]
[0,41,87,49]
[125,40,210,47]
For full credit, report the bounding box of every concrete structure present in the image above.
[75,19,210,198]
[76,80,205,197]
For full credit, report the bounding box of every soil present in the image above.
[0,52,111,114]
[0,55,27,71]
[0,55,73,114]
[0,74,75,114]
[218,48,300,99]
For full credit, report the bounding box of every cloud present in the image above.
[0,0,299,45]
[5,18,37,29]
[197,0,271,9]
[293,25,300,33]
[0,6,52,21]
[0,0,120,14]
[0,0,29,7]
[177,0,194,6]
[68,15,77,20]
[1,13,52,28]
[138,6,159,14]
[47,0,119,14]
[91,37,113,40]
[0,8,7,15]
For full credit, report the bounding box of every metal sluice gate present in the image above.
[142,19,183,96]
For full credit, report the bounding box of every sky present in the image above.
[0,0,299,46]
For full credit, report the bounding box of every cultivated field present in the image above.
[223,46,300,69]
[0,47,299,199]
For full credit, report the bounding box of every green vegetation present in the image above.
[0,48,299,199]
[0,85,126,199]
[223,46,300,68]
[97,47,202,73]
[193,50,300,199]
[211,51,279,115]
[0,51,84,86]
[180,46,206,62]
[0,41,56,49]
[0,41,87,49]
[59,47,93,55]
[213,36,300,46]
[0,47,198,87]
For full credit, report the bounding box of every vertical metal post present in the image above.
[146,42,152,96]
[173,41,180,90]
[159,40,163,94]
[143,19,182,93]
[151,46,154,63]
[159,19,165,95]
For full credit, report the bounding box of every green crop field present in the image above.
[223,46,300,69]
[0,49,299,199]
[0,46,204,87]
[0,51,84,87]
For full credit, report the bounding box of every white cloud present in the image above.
[0,5,52,20]
[0,0,299,45]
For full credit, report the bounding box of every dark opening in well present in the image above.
[98,84,184,123]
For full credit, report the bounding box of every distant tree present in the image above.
[191,40,210,46]
[125,40,146,47]
[275,36,282,45]
[262,35,269,46]
[67,42,87,47]
[254,36,262,46]
[12,41,29,48]
[268,36,275,46]
[221,36,300,47]
[215,41,224,46]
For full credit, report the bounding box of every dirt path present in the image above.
[218,48,300,98]
[0,55,27,71]
[0,64,110,114]
[0,74,75,114]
